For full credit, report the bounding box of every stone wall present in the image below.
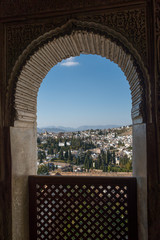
[0,1,159,240]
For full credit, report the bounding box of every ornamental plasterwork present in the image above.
[156,1,160,103]
[7,19,148,127]
[156,0,160,33]
[6,16,70,77]
[0,0,138,18]
[155,0,160,183]
[6,8,147,78]
[77,8,147,64]
[156,1,160,75]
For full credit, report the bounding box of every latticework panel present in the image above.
[29,176,137,240]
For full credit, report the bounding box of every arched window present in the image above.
[37,54,132,176]
[8,21,149,239]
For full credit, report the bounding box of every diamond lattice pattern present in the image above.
[35,182,129,240]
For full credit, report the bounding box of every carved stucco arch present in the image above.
[8,20,150,240]
[7,20,150,126]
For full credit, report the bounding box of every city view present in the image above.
[37,55,132,176]
[37,125,132,175]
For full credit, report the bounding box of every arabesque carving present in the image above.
[155,0,160,183]
[156,0,160,109]
[6,8,147,79]
[6,16,70,78]
[7,19,148,126]
[156,0,160,33]
[156,1,160,74]
[77,9,147,64]
[0,0,139,18]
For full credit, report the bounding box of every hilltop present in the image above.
[37,124,123,133]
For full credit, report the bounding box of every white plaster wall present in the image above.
[133,123,148,240]
[10,126,37,240]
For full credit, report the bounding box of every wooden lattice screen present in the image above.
[29,176,137,240]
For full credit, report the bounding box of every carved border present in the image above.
[156,1,160,74]
[6,20,150,126]
[6,8,147,79]
[155,0,160,183]
[0,0,144,18]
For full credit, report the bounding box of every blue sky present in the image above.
[37,54,132,128]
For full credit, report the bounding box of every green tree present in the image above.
[59,149,64,160]
[76,156,80,165]
[37,137,41,144]
[64,150,68,161]
[52,164,55,171]
[38,151,46,160]
[97,155,102,169]
[108,165,111,172]
[73,156,77,164]
[84,152,92,171]
[68,150,73,163]
[98,130,103,135]
[112,151,116,165]
[39,158,43,164]
[37,164,49,175]
[107,150,112,165]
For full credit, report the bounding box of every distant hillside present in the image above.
[37,124,122,133]
[76,125,121,131]
[119,126,132,136]
[37,127,67,133]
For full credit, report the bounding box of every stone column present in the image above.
[10,123,37,240]
[132,123,148,240]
